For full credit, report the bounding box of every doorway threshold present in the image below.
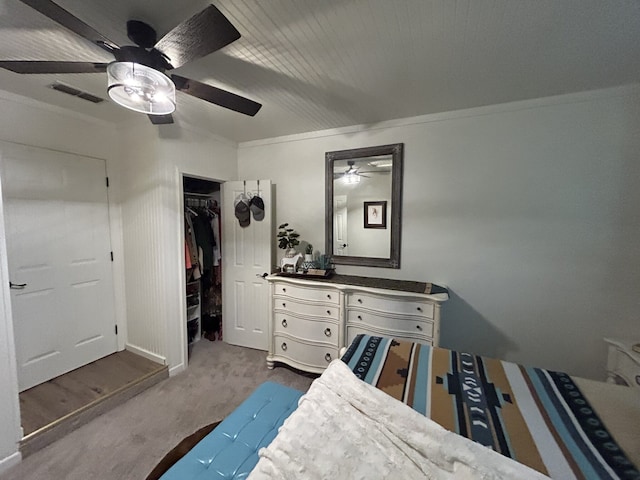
[19,350,168,457]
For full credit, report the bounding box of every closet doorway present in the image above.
[183,176,222,360]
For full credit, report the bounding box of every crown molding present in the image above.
[239,83,640,149]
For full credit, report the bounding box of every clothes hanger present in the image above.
[185,206,198,216]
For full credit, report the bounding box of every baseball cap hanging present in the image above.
[250,196,265,221]
[234,193,251,227]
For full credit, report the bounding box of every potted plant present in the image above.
[304,243,314,262]
[302,243,317,270]
[277,223,300,257]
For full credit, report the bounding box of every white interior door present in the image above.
[222,180,272,350]
[334,195,349,255]
[1,144,117,391]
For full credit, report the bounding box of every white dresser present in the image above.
[267,274,448,373]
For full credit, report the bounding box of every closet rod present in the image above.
[184,192,215,198]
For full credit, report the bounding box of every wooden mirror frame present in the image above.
[325,143,403,268]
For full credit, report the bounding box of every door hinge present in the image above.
[106,176,109,187]
[110,251,114,261]
[115,325,118,335]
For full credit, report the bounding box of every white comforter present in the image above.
[249,360,549,480]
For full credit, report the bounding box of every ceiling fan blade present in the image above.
[148,114,174,125]
[172,75,261,116]
[0,61,108,74]
[154,5,240,70]
[20,0,119,53]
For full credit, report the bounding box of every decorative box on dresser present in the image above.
[266,274,448,374]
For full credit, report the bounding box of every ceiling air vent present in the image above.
[48,82,104,104]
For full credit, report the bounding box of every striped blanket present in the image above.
[342,335,640,480]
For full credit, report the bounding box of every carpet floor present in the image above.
[1,341,315,480]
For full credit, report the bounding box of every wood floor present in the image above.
[19,350,167,456]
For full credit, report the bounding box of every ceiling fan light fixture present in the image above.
[107,62,175,115]
[344,171,361,184]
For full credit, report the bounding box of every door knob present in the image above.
[9,281,27,289]
[255,272,268,278]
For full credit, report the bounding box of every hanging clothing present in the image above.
[184,214,199,266]
[192,210,216,270]
[185,243,192,269]
[210,212,221,267]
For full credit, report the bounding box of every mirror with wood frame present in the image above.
[325,143,403,268]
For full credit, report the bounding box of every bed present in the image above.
[334,335,640,479]
[154,335,640,479]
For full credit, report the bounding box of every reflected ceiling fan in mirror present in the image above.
[0,0,262,124]
[335,160,371,184]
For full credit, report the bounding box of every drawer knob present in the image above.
[326,310,331,315]
[282,287,286,292]
[327,294,331,299]
[357,315,362,320]
[416,324,422,330]
[324,328,331,337]
[282,319,287,328]
[281,342,287,351]
[357,298,363,304]
[417,306,422,312]
[282,302,286,308]
[325,353,332,362]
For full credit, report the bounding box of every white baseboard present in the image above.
[124,344,166,366]
[0,451,21,475]
[169,362,186,377]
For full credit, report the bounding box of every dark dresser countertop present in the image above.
[272,273,448,296]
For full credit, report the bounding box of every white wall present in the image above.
[116,122,237,374]
[0,91,123,471]
[238,85,640,380]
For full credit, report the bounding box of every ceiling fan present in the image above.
[0,0,262,124]
[334,161,371,184]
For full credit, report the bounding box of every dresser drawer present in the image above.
[347,292,433,319]
[274,298,339,320]
[346,309,434,338]
[273,335,339,368]
[346,325,435,347]
[272,283,339,304]
[274,313,338,345]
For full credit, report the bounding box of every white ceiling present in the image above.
[0,0,639,143]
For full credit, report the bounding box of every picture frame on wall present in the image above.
[364,201,387,229]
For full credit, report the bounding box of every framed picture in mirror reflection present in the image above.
[364,201,387,229]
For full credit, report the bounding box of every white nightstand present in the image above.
[604,338,640,388]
